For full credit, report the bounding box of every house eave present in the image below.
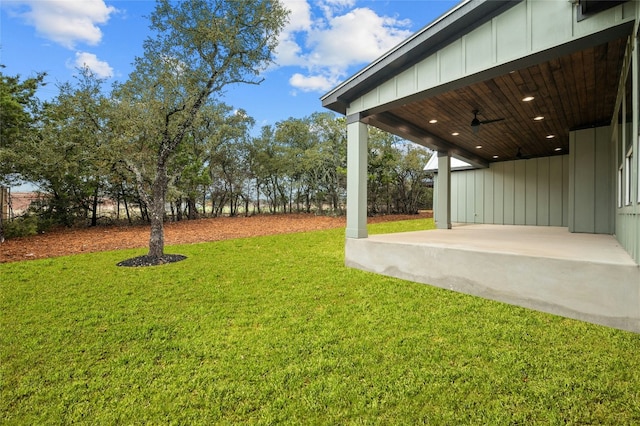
[320,0,524,115]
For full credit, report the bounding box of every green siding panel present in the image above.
[537,157,551,226]
[514,160,526,225]
[439,39,463,81]
[495,3,528,63]
[574,130,596,232]
[465,22,494,74]
[595,126,614,233]
[562,155,570,226]
[570,127,614,234]
[445,156,568,227]
[396,68,416,99]
[530,1,573,52]
[494,162,505,224]
[549,156,565,226]
[484,169,494,224]
[503,162,515,225]
[525,160,538,225]
[451,173,460,222]
[475,170,485,223]
[466,172,475,222]
[416,57,438,92]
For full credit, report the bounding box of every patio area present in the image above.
[346,225,640,333]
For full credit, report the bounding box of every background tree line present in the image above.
[1,68,433,236]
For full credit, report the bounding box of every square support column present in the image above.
[435,151,452,229]
[346,119,368,238]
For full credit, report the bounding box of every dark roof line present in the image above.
[321,0,523,115]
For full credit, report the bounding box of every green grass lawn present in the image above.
[2,218,640,424]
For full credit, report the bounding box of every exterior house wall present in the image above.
[331,1,640,331]
[614,21,639,265]
[335,0,637,249]
[346,1,637,117]
[435,126,621,236]
[569,126,615,234]
[618,194,640,264]
[435,155,569,226]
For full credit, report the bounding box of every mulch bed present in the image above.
[1,212,431,263]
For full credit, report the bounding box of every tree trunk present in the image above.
[255,179,261,214]
[123,194,131,224]
[1,186,8,243]
[187,197,197,219]
[90,185,99,227]
[175,197,183,221]
[148,164,167,258]
[121,183,132,224]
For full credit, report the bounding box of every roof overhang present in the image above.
[322,0,637,166]
[321,0,523,115]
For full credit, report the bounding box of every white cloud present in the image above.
[9,0,117,49]
[316,0,356,20]
[281,0,313,32]
[289,72,338,93]
[70,51,113,78]
[275,0,313,67]
[308,8,411,69]
[275,1,413,93]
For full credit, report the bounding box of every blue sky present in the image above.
[1,0,459,128]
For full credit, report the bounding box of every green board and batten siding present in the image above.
[569,126,615,235]
[436,121,640,265]
[437,155,570,227]
[341,0,640,264]
[439,126,615,232]
[346,2,637,117]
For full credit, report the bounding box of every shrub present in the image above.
[3,215,54,239]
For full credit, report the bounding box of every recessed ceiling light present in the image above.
[429,119,438,124]
[475,145,482,149]
[493,155,499,159]
[554,147,562,151]
[546,134,555,139]
[533,116,544,121]
[451,132,459,136]
[522,96,535,102]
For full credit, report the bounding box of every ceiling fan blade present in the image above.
[479,117,505,125]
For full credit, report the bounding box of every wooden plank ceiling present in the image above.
[384,36,628,163]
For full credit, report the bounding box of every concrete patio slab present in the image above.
[346,225,640,333]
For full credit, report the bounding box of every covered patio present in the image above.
[323,0,640,332]
[347,224,640,332]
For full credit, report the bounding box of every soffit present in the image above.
[368,34,630,163]
[321,0,522,115]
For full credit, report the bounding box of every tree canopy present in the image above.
[0,69,46,185]
[0,2,434,252]
[114,0,289,260]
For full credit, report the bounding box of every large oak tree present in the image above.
[115,0,288,262]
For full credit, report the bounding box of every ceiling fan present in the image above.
[470,109,505,134]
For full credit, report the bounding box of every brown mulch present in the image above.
[0,212,430,263]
